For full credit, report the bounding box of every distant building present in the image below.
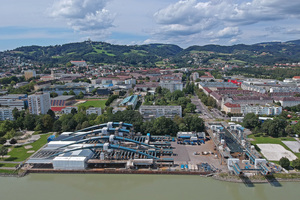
[86,107,102,116]
[70,61,87,67]
[28,93,51,115]
[24,70,36,80]
[0,94,27,110]
[139,105,182,120]
[0,107,14,121]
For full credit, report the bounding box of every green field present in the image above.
[0,169,17,174]
[3,133,52,162]
[248,135,300,159]
[0,163,17,168]
[79,100,107,109]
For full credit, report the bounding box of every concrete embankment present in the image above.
[26,169,211,176]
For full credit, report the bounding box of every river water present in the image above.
[0,174,299,200]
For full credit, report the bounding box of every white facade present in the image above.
[62,107,78,114]
[241,104,282,116]
[139,106,182,120]
[159,81,183,92]
[28,93,51,115]
[0,107,14,121]
[86,107,102,116]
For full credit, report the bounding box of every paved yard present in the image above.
[282,141,300,153]
[257,144,297,161]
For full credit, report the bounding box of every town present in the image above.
[0,53,300,181]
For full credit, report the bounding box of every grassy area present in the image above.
[3,133,52,162]
[248,135,300,159]
[0,163,17,168]
[80,100,107,109]
[0,169,18,174]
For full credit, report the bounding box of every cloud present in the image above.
[152,0,300,43]
[50,0,114,36]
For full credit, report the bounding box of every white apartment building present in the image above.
[139,106,182,120]
[86,107,102,116]
[0,107,14,121]
[28,93,51,115]
[241,104,282,116]
[159,81,183,92]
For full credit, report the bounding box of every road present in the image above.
[191,95,229,120]
[191,96,214,119]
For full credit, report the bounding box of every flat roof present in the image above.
[51,95,75,101]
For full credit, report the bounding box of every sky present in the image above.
[1,0,300,51]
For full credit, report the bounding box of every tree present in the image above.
[23,114,36,130]
[77,91,84,99]
[50,92,58,98]
[47,109,55,119]
[12,107,20,120]
[0,137,7,144]
[42,114,54,132]
[184,115,204,132]
[242,113,260,130]
[53,120,62,132]
[292,158,300,170]
[279,157,290,169]
[4,129,16,139]
[0,146,8,158]
[69,90,76,95]
[62,91,68,95]
[185,103,196,113]
[71,108,78,115]
[152,116,178,136]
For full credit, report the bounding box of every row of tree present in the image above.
[242,113,300,137]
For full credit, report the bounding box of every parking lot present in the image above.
[168,140,228,172]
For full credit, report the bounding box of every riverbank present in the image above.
[213,173,300,183]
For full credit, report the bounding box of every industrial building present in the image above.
[208,122,272,176]
[26,122,174,170]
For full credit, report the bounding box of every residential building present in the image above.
[28,93,51,115]
[86,107,102,116]
[61,107,78,114]
[222,103,241,114]
[273,97,300,107]
[0,107,14,121]
[159,81,183,92]
[24,70,36,80]
[139,106,182,120]
[241,104,282,116]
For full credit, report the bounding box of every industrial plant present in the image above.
[26,122,174,170]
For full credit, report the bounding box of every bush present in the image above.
[292,158,300,170]
[279,157,290,169]
[0,137,7,145]
[9,138,17,144]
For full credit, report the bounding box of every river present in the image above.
[0,174,299,200]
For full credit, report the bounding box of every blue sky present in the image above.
[1,0,300,51]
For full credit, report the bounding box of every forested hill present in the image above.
[2,39,300,66]
[3,41,183,66]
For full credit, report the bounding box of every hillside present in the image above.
[2,41,182,66]
[1,39,300,66]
